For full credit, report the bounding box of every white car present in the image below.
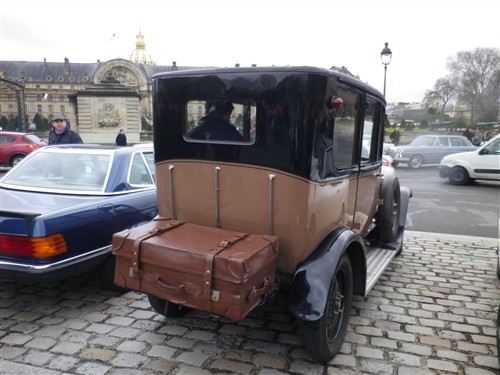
[438,133,500,185]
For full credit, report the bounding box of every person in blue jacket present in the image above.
[48,113,83,145]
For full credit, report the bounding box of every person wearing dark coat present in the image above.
[115,129,127,146]
[188,102,244,142]
[48,113,83,145]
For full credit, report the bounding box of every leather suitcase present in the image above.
[112,218,279,321]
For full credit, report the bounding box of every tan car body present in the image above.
[157,160,380,275]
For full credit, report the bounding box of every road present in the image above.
[394,164,500,239]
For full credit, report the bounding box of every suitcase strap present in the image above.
[203,232,249,310]
[131,220,185,276]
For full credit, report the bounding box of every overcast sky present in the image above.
[1,0,499,103]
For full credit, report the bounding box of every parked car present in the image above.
[388,134,477,169]
[139,66,412,361]
[0,131,47,167]
[0,144,158,288]
[438,134,500,185]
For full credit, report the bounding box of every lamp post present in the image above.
[380,42,392,98]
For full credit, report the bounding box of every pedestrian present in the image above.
[389,128,401,146]
[116,129,127,146]
[462,128,473,142]
[48,113,83,145]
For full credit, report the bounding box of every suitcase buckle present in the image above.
[211,290,220,302]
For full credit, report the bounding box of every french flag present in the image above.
[43,93,52,101]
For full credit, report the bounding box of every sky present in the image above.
[1,0,499,103]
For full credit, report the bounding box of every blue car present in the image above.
[0,144,158,288]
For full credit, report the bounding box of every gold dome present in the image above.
[129,30,155,65]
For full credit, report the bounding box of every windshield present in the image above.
[1,151,111,192]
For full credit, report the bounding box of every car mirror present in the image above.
[479,149,489,155]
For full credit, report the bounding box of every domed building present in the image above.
[0,31,192,144]
[129,30,155,65]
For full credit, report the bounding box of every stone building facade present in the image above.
[0,32,190,144]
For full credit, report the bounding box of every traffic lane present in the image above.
[395,165,500,238]
[0,233,498,374]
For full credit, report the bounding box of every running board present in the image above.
[365,242,401,296]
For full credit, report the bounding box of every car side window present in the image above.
[450,138,462,147]
[439,137,449,147]
[0,135,15,144]
[484,138,500,154]
[333,89,358,170]
[129,153,154,186]
[361,98,381,163]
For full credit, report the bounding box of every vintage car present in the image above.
[388,134,477,169]
[438,133,500,185]
[127,66,412,361]
[0,144,157,288]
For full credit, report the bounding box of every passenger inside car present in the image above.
[188,102,244,141]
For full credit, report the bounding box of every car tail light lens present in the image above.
[0,234,67,258]
[382,157,390,167]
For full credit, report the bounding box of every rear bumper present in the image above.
[0,245,111,284]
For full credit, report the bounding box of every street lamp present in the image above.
[380,42,392,98]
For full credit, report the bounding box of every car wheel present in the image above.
[98,255,127,292]
[378,175,401,243]
[11,155,25,167]
[408,155,423,169]
[147,294,191,318]
[448,167,470,185]
[303,254,353,361]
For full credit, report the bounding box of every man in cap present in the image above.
[48,113,83,145]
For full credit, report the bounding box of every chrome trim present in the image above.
[215,166,221,228]
[0,245,111,273]
[268,174,276,234]
[169,164,176,219]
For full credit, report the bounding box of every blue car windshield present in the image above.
[2,151,111,192]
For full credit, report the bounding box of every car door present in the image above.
[469,137,500,180]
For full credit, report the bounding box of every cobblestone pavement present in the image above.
[1,231,499,375]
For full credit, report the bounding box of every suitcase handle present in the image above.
[247,277,272,302]
[148,275,202,296]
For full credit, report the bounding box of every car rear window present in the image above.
[23,134,43,143]
[1,151,111,192]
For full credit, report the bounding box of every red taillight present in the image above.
[382,158,390,167]
[27,143,37,149]
[0,234,67,258]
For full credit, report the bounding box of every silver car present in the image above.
[389,135,477,169]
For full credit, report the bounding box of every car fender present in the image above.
[288,227,365,321]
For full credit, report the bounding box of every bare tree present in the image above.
[423,77,455,113]
[447,47,500,123]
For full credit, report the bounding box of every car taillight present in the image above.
[382,158,390,167]
[27,144,37,149]
[0,234,67,258]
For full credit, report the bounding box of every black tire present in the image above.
[408,155,423,169]
[11,155,25,167]
[448,167,470,185]
[303,254,353,361]
[147,294,191,318]
[378,175,401,243]
[97,255,127,292]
